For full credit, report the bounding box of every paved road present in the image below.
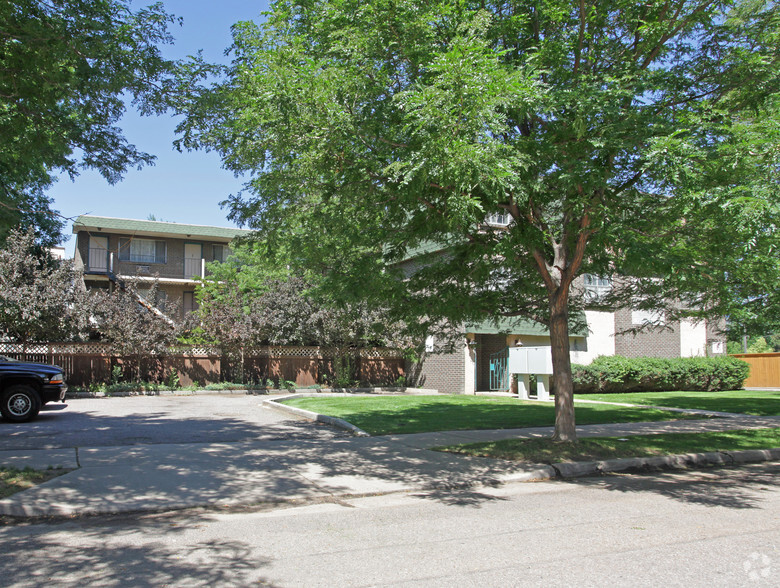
[0,395,347,450]
[0,463,777,587]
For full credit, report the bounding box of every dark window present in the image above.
[118,238,167,264]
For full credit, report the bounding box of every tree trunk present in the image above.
[549,293,577,442]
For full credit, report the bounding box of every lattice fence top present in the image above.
[0,342,46,354]
[170,345,222,356]
[0,341,404,359]
[0,342,115,355]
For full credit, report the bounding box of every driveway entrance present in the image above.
[0,395,345,451]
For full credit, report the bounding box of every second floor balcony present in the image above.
[86,248,212,281]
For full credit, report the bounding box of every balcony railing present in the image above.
[86,251,209,280]
[87,247,111,273]
[184,257,204,279]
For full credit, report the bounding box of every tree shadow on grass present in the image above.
[300,397,708,436]
[564,462,780,509]
[576,390,780,416]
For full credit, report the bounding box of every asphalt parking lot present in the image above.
[0,394,347,451]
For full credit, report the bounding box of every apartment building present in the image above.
[72,215,251,318]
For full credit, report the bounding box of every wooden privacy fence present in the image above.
[730,353,780,388]
[0,342,405,388]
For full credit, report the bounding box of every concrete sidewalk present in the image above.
[1,410,779,519]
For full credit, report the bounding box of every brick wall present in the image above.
[407,347,466,394]
[77,231,227,280]
[614,308,681,358]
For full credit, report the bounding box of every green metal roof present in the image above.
[397,240,447,262]
[72,215,253,241]
[465,315,588,337]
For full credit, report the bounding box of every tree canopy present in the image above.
[0,0,179,246]
[179,0,780,441]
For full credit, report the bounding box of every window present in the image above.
[138,288,167,311]
[118,238,166,264]
[486,212,510,226]
[425,335,435,353]
[212,244,231,263]
[183,291,198,315]
[632,309,665,325]
[583,274,612,300]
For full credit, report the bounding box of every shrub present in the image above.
[572,356,750,393]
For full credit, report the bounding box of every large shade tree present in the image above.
[179,0,780,441]
[0,0,179,246]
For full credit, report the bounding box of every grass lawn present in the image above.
[435,428,780,464]
[0,467,70,499]
[282,394,709,436]
[575,389,780,416]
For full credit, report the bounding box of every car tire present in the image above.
[0,385,42,423]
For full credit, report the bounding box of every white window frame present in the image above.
[212,244,231,263]
[632,309,666,326]
[118,238,167,264]
[485,212,510,226]
[583,274,612,300]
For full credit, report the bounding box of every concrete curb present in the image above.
[548,447,780,479]
[261,394,372,437]
[67,387,438,400]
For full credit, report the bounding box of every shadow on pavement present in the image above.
[0,407,343,451]
[0,513,280,587]
[565,462,780,509]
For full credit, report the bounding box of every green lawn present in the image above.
[436,428,780,464]
[0,467,70,499]
[575,389,780,416]
[282,395,709,435]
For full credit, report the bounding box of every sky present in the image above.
[50,1,271,255]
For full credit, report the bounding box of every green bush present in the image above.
[572,356,750,393]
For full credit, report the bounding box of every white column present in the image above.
[536,375,551,400]
[516,374,530,399]
[464,342,476,395]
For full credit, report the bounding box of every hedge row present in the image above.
[572,355,750,393]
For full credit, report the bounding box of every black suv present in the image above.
[0,356,67,422]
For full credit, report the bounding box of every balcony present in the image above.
[85,249,210,282]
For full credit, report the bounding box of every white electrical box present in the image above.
[508,346,553,375]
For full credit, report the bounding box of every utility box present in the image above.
[508,346,553,375]
[507,346,553,401]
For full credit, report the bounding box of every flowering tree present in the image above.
[88,281,181,381]
[192,247,412,384]
[0,228,89,349]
